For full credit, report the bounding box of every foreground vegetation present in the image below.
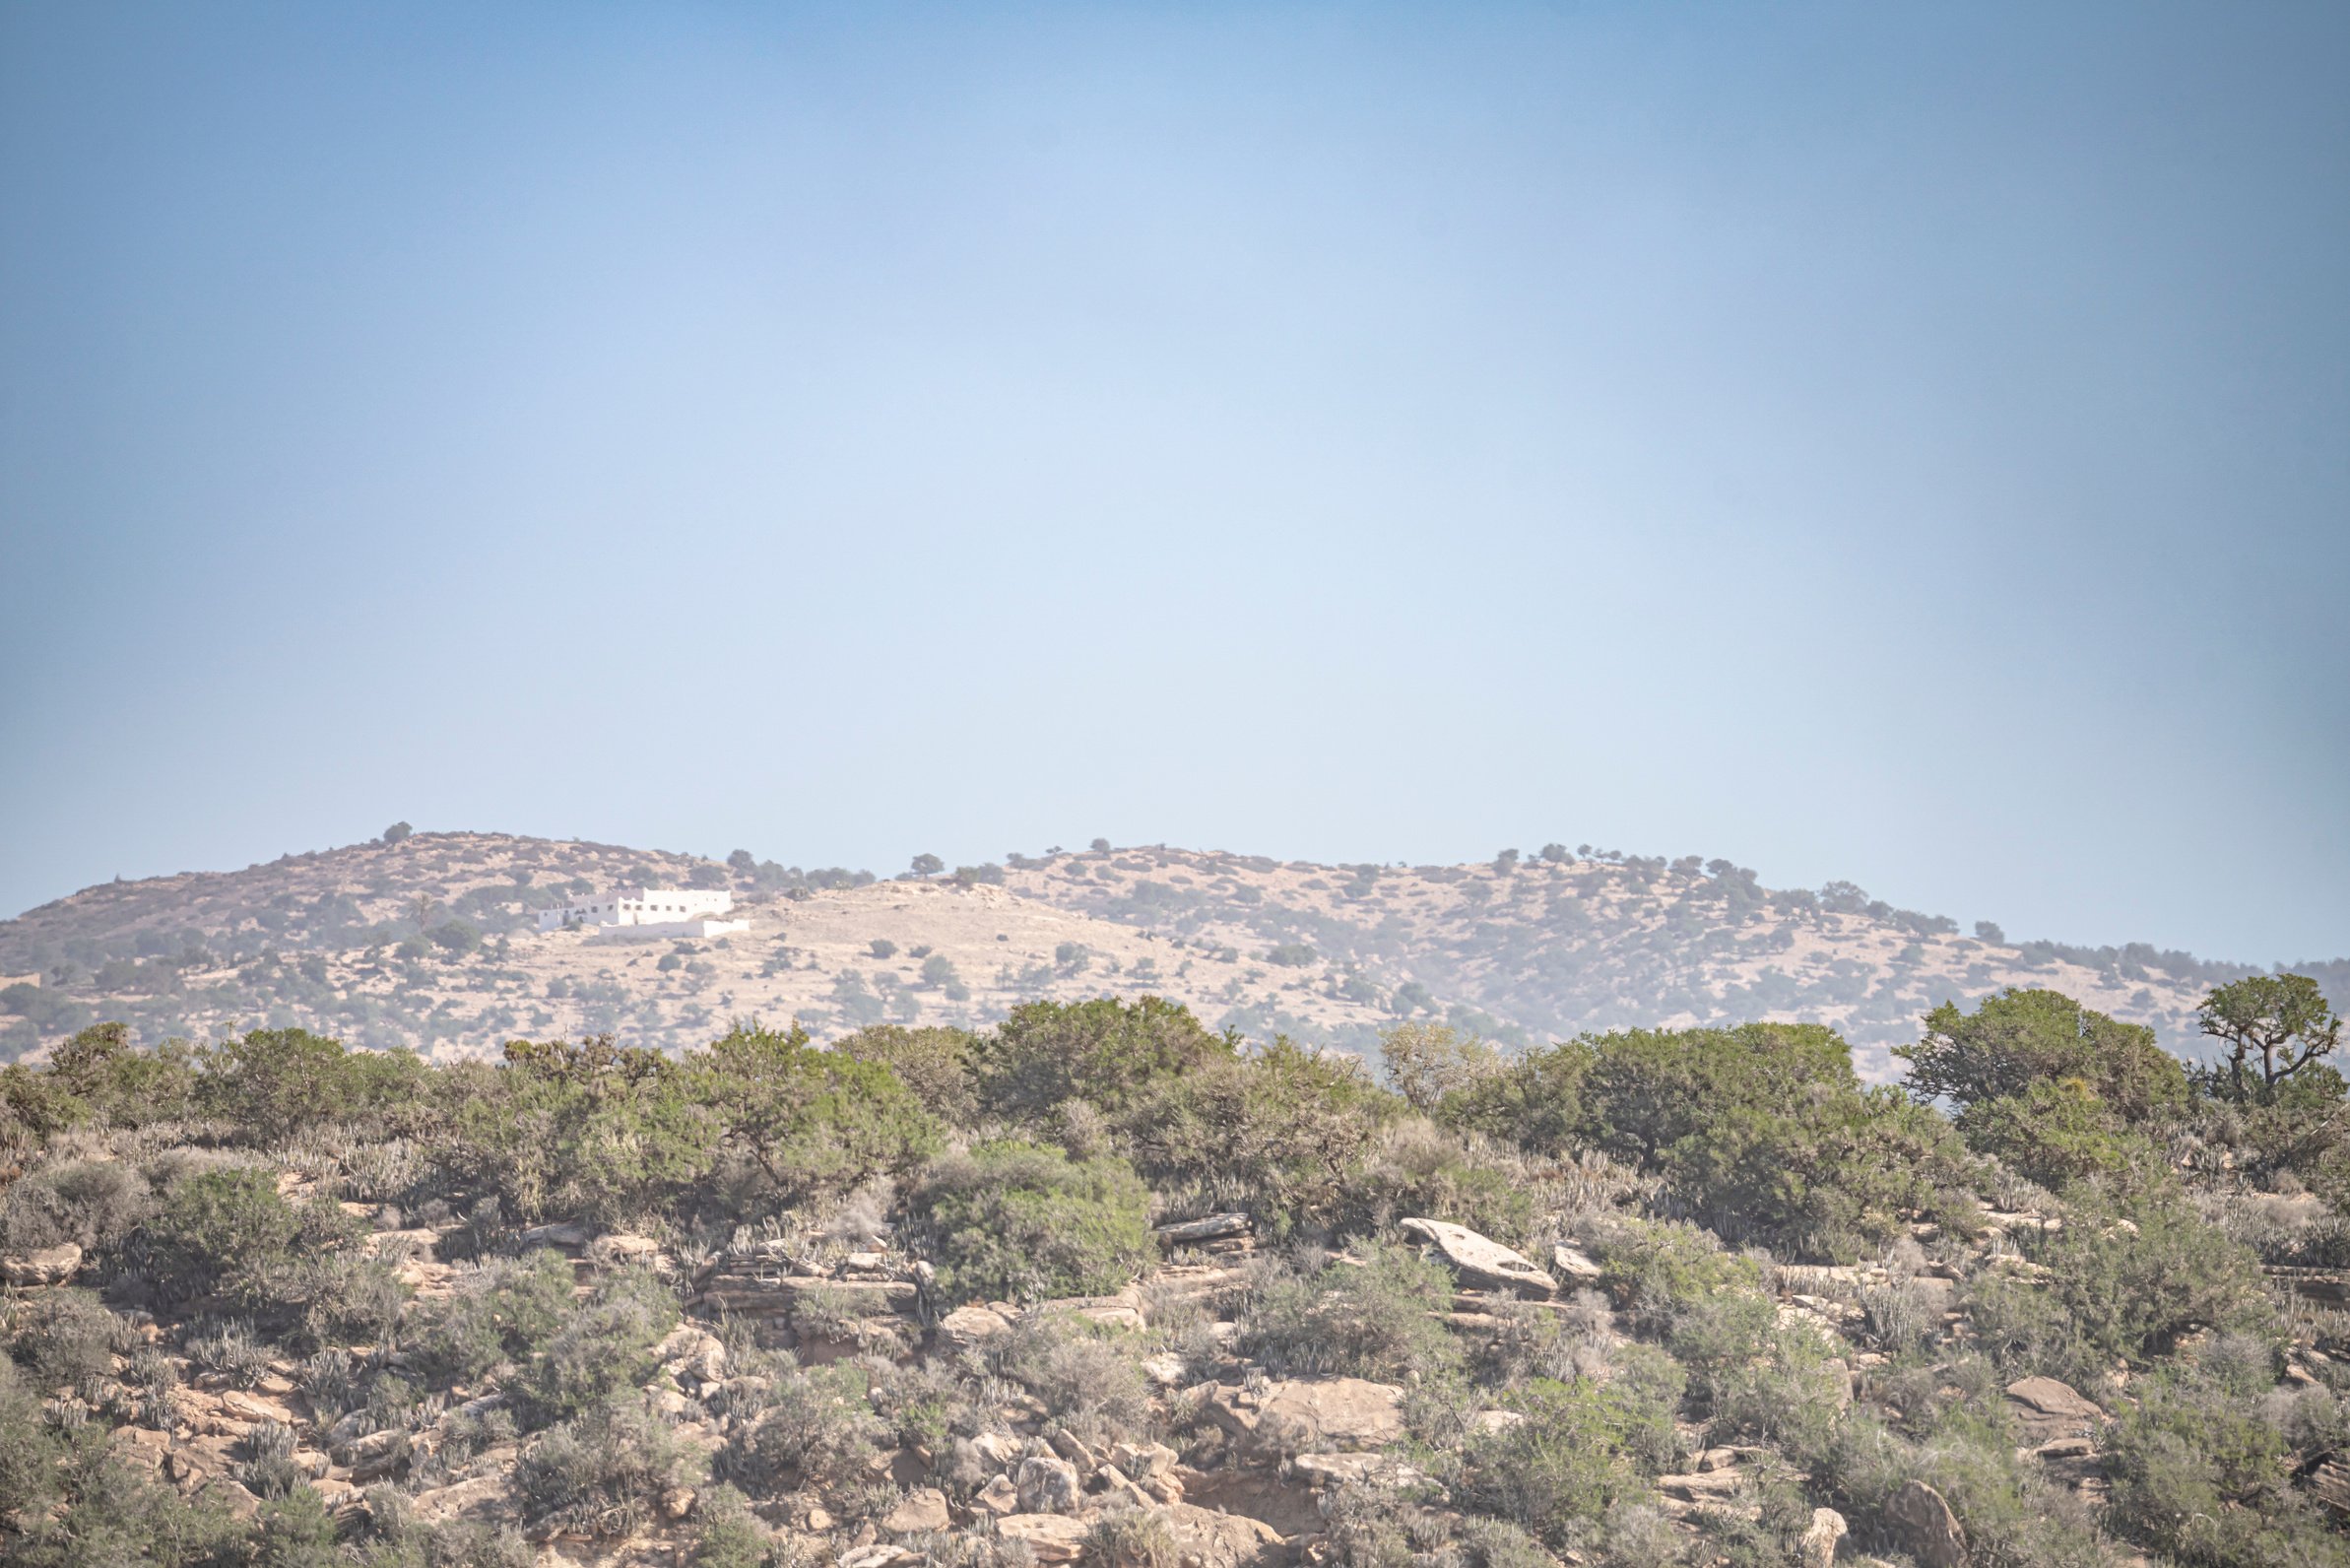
[0,973,2345,1566]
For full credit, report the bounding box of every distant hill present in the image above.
[3,830,2341,1078]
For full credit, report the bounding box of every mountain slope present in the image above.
[3,831,2339,1078]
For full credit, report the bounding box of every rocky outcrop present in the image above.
[1205,1377,1407,1460]
[1400,1218,1556,1296]
[1166,1502,1285,1567]
[996,1512,1090,1562]
[2005,1376,2103,1444]
[1885,1478,1967,1568]
[881,1486,950,1533]
[1017,1453,1085,1514]
[2,1242,82,1285]
[1799,1506,1849,1568]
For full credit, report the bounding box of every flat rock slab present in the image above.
[997,1513,1089,1563]
[2006,1376,2104,1443]
[1167,1502,1285,1568]
[1401,1218,1556,1296]
[1208,1377,1406,1458]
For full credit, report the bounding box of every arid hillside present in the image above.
[3,830,2339,1077]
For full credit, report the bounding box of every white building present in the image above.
[537,885,748,940]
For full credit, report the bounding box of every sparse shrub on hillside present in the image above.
[514,1267,679,1427]
[718,1362,887,1495]
[1240,1240,1464,1383]
[993,1314,1155,1441]
[1352,1118,1535,1244]
[411,1249,578,1388]
[1820,1413,2114,1568]
[4,1287,129,1389]
[1458,1375,1665,1548]
[0,1157,151,1253]
[1380,1020,1500,1111]
[515,1396,701,1538]
[913,1140,1152,1304]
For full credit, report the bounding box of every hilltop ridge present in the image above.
[4,829,2341,1076]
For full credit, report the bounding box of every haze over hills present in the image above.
[6,829,2341,1078]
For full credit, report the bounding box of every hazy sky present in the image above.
[3,2,2344,963]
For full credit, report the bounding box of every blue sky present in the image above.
[2,2,2344,963]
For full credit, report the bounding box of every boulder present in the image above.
[2005,1376,2103,1444]
[335,1429,409,1483]
[1166,1502,1285,1568]
[975,1474,1020,1516]
[1550,1243,1604,1286]
[1207,1377,1407,1459]
[881,1486,950,1534]
[1400,1218,1556,1296]
[1110,1440,1178,1481]
[1885,1479,1966,1568]
[1799,1506,1848,1568]
[2,1242,82,1286]
[936,1303,1015,1351]
[970,1430,1023,1470]
[1017,1454,1085,1514]
[515,1220,592,1250]
[997,1513,1090,1563]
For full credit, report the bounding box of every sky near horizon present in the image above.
[2,2,2344,964]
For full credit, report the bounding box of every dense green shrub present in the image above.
[1460,1375,1665,1547]
[411,1249,578,1388]
[832,1023,980,1125]
[1665,1084,1979,1259]
[691,1022,942,1209]
[913,1141,1152,1303]
[134,1164,361,1311]
[1437,1039,1589,1156]
[197,1027,429,1143]
[1121,1038,1395,1236]
[1592,1219,1761,1333]
[1579,1022,1857,1168]
[1958,1079,2169,1196]
[2030,1199,2266,1366]
[438,1039,713,1223]
[1901,988,2189,1127]
[971,997,1234,1119]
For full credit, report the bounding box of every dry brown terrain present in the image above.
[2,830,2324,1078]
